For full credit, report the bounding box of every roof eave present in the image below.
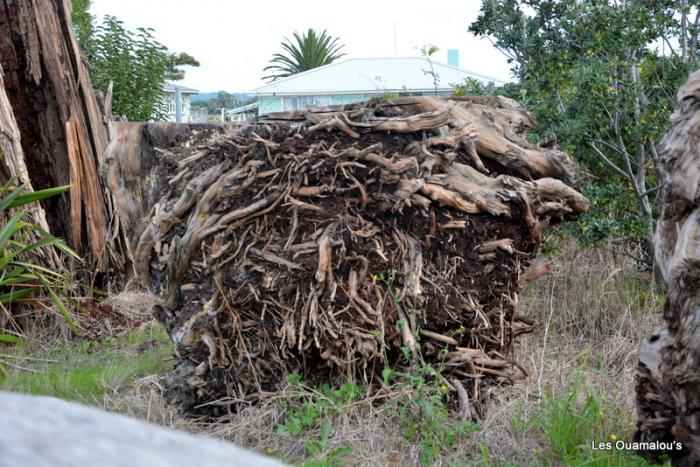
[253,87,457,97]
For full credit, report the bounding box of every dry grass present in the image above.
[99,242,664,465]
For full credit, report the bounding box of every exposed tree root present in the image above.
[105,97,588,416]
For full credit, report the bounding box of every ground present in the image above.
[0,243,670,466]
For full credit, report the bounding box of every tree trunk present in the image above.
[0,0,126,278]
[635,71,700,464]
[0,62,53,235]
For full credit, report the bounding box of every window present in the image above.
[294,96,310,109]
[313,96,331,106]
[167,95,176,113]
[282,96,332,111]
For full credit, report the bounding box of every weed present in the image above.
[376,269,481,464]
[278,363,480,466]
[384,365,481,465]
[277,374,362,437]
[276,374,357,464]
[300,422,354,467]
[418,44,440,95]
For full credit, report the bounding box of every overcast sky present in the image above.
[89,0,514,92]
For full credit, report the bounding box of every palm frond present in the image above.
[263,28,346,82]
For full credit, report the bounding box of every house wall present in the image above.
[257,91,453,116]
[163,93,194,123]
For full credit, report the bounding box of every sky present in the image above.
[89,0,514,93]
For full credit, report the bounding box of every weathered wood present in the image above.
[0,62,54,236]
[0,391,283,467]
[0,0,126,275]
[634,71,700,464]
[105,97,588,415]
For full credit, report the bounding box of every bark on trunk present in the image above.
[0,61,53,235]
[634,71,700,464]
[0,0,126,277]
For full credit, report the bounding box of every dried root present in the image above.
[105,97,588,415]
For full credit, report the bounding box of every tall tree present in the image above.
[71,0,94,51]
[470,0,695,266]
[90,16,170,121]
[166,52,201,81]
[263,28,345,82]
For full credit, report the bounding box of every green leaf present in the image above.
[37,273,76,332]
[0,333,21,344]
[8,185,70,208]
[382,368,393,386]
[0,287,41,305]
[0,183,28,211]
[0,212,25,252]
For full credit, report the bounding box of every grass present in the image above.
[0,321,173,406]
[0,243,672,465]
[527,375,651,466]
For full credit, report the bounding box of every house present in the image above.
[162,82,199,122]
[251,54,507,114]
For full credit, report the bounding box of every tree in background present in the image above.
[263,29,345,82]
[191,91,253,115]
[90,17,169,121]
[71,0,94,51]
[166,53,201,81]
[71,1,199,121]
[470,0,697,267]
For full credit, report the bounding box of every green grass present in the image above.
[0,322,173,406]
[508,374,668,467]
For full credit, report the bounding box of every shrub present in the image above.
[0,180,79,344]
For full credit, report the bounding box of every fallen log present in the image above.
[0,391,282,467]
[634,71,700,464]
[105,96,588,415]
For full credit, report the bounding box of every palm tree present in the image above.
[263,29,345,82]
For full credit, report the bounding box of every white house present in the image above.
[162,82,199,122]
[251,54,507,114]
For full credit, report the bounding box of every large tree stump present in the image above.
[105,97,588,415]
[0,0,127,276]
[634,71,700,464]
